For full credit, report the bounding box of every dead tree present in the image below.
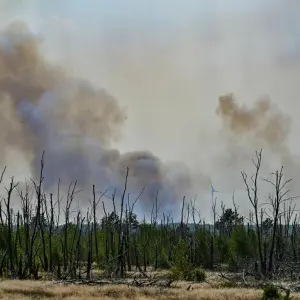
[92,186,107,267]
[241,149,265,275]
[4,177,18,277]
[49,193,55,272]
[116,167,129,278]
[263,166,293,274]
[86,209,93,280]
[18,182,33,278]
[76,213,85,279]
[92,185,99,265]
[62,181,77,273]
[29,152,45,279]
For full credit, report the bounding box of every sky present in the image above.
[0,0,300,219]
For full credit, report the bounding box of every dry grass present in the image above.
[0,280,298,300]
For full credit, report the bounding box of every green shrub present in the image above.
[154,251,172,269]
[261,285,281,300]
[168,267,206,282]
[261,285,292,300]
[168,266,182,281]
[167,238,207,282]
[191,267,206,282]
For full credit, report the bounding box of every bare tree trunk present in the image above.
[39,209,48,271]
[242,150,266,275]
[4,177,18,278]
[63,181,76,273]
[264,166,292,274]
[116,168,129,277]
[29,152,45,278]
[92,185,99,265]
[86,216,93,280]
[76,215,85,279]
[125,205,131,272]
[49,193,54,272]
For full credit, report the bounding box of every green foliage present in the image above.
[191,267,206,282]
[227,249,238,272]
[230,228,251,258]
[154,250,172,269]
[168,266,206,282]
[227,228,252,272]
[168,238,192,280]
[173,238,191,269]
[261,285,292,300]
[167,238,206,282]
[168,266,183,281]
[215,236,230,263]
[194,231,211,265]
[215,208,243,236]
[261,285,282,300]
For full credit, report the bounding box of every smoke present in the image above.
[0,1,300,220]
[215,93,299,197]
[0,21,205,216]
[0,22,125,179]
[217,93,291,157]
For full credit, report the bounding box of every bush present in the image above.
[167,238,207,282]
[168,267,206,282]
[261,285,281,300]
[154,251,172,269]
[261,285,292,300]
[192,267,206,282]
[168,266,182,281]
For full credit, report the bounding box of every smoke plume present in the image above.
[0,21,202,215]
[217,93,291,156]
[1,0,300,220]
[215,93,299,196]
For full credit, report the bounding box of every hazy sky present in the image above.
[1,0,300,218]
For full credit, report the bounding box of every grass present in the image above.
[0,280,298,300]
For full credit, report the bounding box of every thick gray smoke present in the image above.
[1,0,300,220]
[0,21,204,215]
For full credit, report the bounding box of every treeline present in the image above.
[0,150,299,280]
